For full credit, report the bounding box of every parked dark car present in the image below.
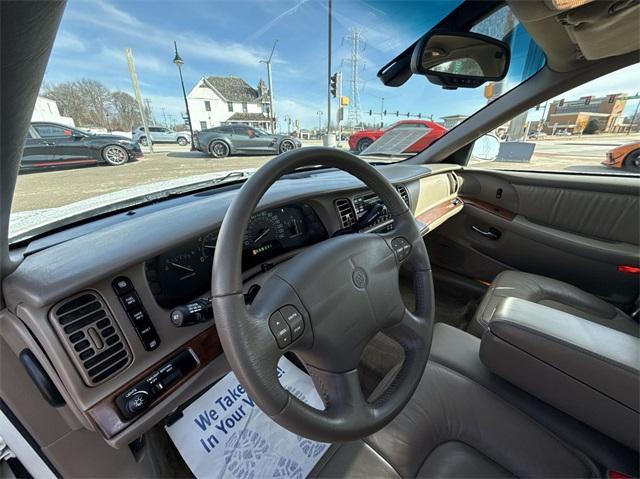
[195,124,301,158]
[21,122,143,172]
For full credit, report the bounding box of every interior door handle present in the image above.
[44,141,56,146]
[472,225,501,240]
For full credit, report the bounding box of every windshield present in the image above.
[11,1,544,243]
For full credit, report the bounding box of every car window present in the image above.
[392,123,427,130]
[33,124,73,137]
[468,64,640,177]
[232,126,250,137]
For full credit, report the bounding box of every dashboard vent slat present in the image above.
[335,198,356,228]
[395,184,410,208]
[51,292,131,386]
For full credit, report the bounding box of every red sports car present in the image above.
[348,119,448,154]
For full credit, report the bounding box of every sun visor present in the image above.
[559,0,640,60]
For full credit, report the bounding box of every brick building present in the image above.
[543,93,627,134]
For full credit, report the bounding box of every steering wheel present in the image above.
[211,148,434,442]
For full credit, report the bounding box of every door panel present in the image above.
[427,169,640,307]
[52,135,95,165]
[21,138,55,168]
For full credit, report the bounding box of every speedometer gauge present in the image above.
[244,210,285,247]
[200,232,216,260]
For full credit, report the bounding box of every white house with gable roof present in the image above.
[187,76,273,131]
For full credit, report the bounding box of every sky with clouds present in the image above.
[45,0,639,129]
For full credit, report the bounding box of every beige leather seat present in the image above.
[310,324,639,478]
[469,271,639,337]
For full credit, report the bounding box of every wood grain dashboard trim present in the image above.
[461,197,515,221]
[415,198,464,228]
[86,327,222,439]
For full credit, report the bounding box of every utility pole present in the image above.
[161,107,168,127]
[317,111,323,137]
[143,98,154,125]
[260,40,278,134]
[535,101,548,139]
[628,93,640,135]
[345,28,364,127]
[326,0,332,141]
[125,48,153,153]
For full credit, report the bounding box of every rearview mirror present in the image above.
[411,31,510,89]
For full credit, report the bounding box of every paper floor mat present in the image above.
[166,357,330,478]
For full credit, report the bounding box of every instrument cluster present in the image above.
[145,204,327,308]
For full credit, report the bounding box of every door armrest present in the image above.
[480,297,640,449]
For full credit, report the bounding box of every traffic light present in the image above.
[395,111,399,117]
[383,110,387,116]
[417,113,421,119]
[330,72,341,98]
[368,109,372,116]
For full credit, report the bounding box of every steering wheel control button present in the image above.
[391,237,412,261]
[112,276,134,295]
[280,305,304,341]
[269,312,291,348]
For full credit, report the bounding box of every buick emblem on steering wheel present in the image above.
[352,267,368,289]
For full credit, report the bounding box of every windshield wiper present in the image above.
[156,170,252,198]
[10,170,254,245]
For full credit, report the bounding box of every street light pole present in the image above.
[173,41,196,150]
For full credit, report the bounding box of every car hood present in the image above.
[354,129,382,136]
[10,169,256,243]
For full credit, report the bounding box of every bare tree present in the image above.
[110,91,141,131]
[76,79,112,127]
[43,79,158,131]
[42,81,88,124]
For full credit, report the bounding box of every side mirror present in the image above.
[73,133,85,140]
[471,134,501,162]
[411,31,510,89]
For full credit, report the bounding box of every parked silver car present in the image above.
[131,126,191,146]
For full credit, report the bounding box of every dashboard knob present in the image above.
[126,392,149,415]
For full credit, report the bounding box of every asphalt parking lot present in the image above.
[11,134,639,213]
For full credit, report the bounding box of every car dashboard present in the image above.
[2,162,464,448]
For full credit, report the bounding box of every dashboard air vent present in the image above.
[51,291,131,386]
[395,184,410,207]
[335,198,356,228]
